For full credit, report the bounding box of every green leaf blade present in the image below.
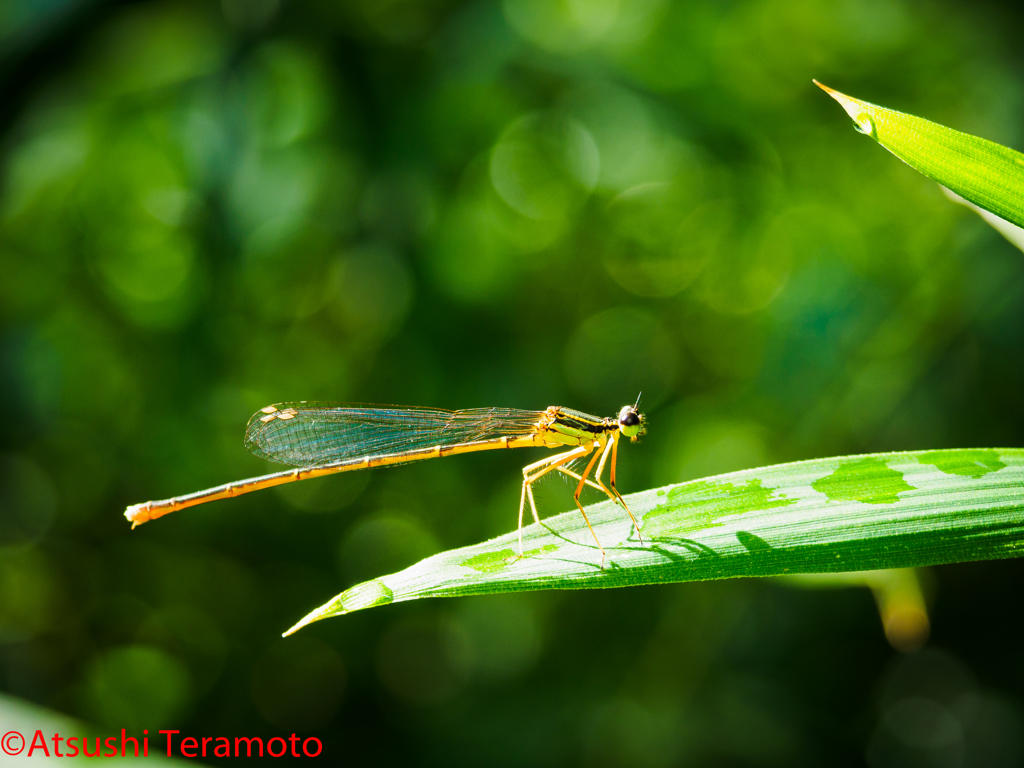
[815,81,1024,229]
[285,448,1024,635]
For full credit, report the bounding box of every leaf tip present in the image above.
[813,79,855,110]
[282,579,395,636]
[813,81,875,138]
[282,612,321,637]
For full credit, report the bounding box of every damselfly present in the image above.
[125,401,647,558]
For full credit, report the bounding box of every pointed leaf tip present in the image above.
[812,79,842,98]
[283,579,394,635]
[813,81,874,135]
[283,607,329,636]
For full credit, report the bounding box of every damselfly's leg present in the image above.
[557,437,612,492]
[608,434,643,545]
[555,466,607,494]
[518,480,528,546]
[517,445,591,556]
[520,446,590,523]
[557,435,643,545]
[569,446,608,561]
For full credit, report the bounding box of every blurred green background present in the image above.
[1,0,1023,764]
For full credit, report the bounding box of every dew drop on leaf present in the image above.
[853,113,876,137]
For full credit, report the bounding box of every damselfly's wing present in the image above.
[244,403,545,467]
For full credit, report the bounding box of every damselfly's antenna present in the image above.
[634,391,642,409]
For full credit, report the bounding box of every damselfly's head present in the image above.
[617,405,645,441]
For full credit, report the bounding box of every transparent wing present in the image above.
[244,402,545,467]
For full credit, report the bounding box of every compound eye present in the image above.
[618,406,642,437]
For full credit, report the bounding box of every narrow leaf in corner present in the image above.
[814,80,1024,229]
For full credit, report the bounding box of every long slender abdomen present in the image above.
[125,434,546,527]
